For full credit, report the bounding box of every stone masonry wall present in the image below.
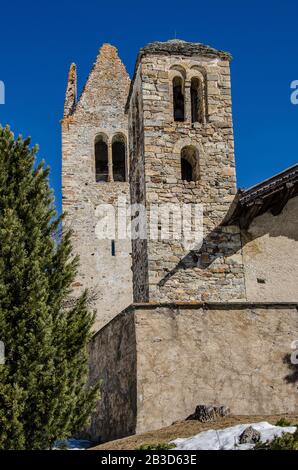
[128,66,149,302]
[88,309,137,443]
[62,44,133,331]
[88,302,298,441]
[135,303,298,433]
[127,42,246,303]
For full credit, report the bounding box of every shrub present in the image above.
[0,126,99,449]
[255,428,298,450]
[137,442,176,450]
[275,418,292,427]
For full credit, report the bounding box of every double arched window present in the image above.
[95,132,127,182]
[171,66,206,124]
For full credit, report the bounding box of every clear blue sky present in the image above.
[0,0,297,212]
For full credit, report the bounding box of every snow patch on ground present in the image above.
[171,422,296,450]
[53,438,92,450]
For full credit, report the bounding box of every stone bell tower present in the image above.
[126,39,246,303]
[62,44,133,331]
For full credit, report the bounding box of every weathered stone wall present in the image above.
[128,67,149,302]
[127,41,246,304]
[88,309,137,443]
[135,303,298,433]
[88,302,298,441]
[62,44,133,331]
[242,197,298,302]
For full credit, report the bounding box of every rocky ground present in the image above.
[90,414,298,450]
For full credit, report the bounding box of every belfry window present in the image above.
[181,157,193,181]
[173,76,185,121]
[112,133,126,182]
[191,78,204,123]
[180,146,199,182]
[95,134,108,182]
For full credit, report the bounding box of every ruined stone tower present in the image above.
[61,44,132,331]
[126,40,246,303]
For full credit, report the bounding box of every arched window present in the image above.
[191,78,204,123]
[112,133,126,182]
[95,134,108,182]
[181,158,193,181]
[173,76,185,121]
[180,146,199,182]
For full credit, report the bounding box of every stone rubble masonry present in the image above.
[127,40,246,304]
[88,306,137,442]
[61,44,133,331]
[61,39,298,330]
[88,302,298,442]
[64,63,77,117]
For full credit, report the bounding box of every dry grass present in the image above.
[90,414,298,450]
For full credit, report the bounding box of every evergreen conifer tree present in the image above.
[0,126,98,449]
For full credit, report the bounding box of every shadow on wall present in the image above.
[241,197,298,244]
[158,196,298,288]
[283,353,298,386]
[158,224,240,287]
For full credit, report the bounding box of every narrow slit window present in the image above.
[111,240,116,256]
